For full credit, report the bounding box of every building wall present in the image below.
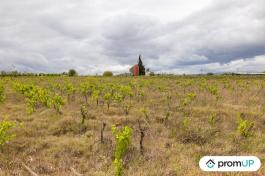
[133,65,139,76]
[130,64,139,76]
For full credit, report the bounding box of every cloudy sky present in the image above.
[0,0,264,74]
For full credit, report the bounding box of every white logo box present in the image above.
[199,156,261,172]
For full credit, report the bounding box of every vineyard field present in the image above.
[0,75,265,175]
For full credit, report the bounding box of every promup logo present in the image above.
[200,156,261,172]
[206,159,215,168]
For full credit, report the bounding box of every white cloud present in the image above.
[164,55,265,74]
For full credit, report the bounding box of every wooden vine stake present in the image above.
[137,119,146,155]
[101,122,106,143]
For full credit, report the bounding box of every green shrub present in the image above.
[208,113,218,126]
[112,125,132,176]
[80,105,88,124]
[182,92,197,106]
[207,85,218,96]
[237,117,254,138]
[64,82,76,103]
[52,94,64,113]
[104,92,112,110]
[103,71,113,77]
[0,120,16,147]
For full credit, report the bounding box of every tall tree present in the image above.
[138,55,145,75]
[68,69,78,76]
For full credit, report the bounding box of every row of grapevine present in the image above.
[13,82,64,114]
[0,83,5,103]
[78,82,134,114]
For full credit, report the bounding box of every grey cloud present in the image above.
[0,0,264,74]
[102,15,166,58]
[166,0,265,63]
[99,0,265,71]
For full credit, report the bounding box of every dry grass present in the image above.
[0,75,265,175]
